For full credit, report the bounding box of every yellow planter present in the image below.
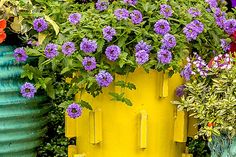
[66,69,187,157]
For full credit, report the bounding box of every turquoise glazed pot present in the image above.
[0,46,49,157]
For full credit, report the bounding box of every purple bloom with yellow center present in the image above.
[135,40,152,54]
[188,7,201,17]
[44,43,58,59]
[223,19,236,35]
[154,19,170,35]
[82,57,97,71]
[95,70,113,87]
[161,33,176,49]
[160,4,173,18]
[181,63,193,81]
[130,10,143,25]
[123,0,137,6]
[105,45,121,61]
[96,1,109,11]
[67,103,82,119]
[183,20,204,41]
[62,42,76,56]
[13,47,28,62]
[114,8,129,20]
[80,38,97,53]
[103,26,116,42]
[220,39,230,51]
[157,49,172,64]
[205,0,218,8]
[20,82,37,99]
[33,18,48,32]
[214,8,226,28]
[68,13,82,25]
[176,85,185,97]
[135,50,149,65]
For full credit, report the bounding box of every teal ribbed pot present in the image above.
[0,46,50,157]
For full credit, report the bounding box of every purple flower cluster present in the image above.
[95,70,113,87]
[80,38,97,53]
[67,103,82,119]
[188,7,201,17]
[160,4,173,18]
[214,8,226,28]
[68,13,82,25]
[161,33,176,49]
[82,57,97,71]
[183,20,204,41]
[114,8,129,20]
[33,18,48,32]
[123,0,137,6]
[220,39,230,52]
[157,49,172,64]
[192,54,208,76]
[130,10,143,25]
[105,45,121,61]
[154,19,170,35]
[135,40,152,53]
[13,47,28,62]
[20,82,37,99]
[181,63,193,81]
[223,19,236,35]
[44,43,58,59]
[96,1,109,11]
[62,42,76,56]
[135,50,149,65]
[176,85,185,97]
[212,54,232,69]
[205,0,218,8]
[103,26,116,42]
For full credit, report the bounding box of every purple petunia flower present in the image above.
[188,7,201,17]
[130,10,143,25]
[176,85,185,97]
[161,33,176,49]
[62,42,76,56]
[33,18,48,32]
[105,45,121,61]
[183,20,204,41]
[135,50,149,65]
[220,39,230,51]
[212,54,232,70]
[160,4,173,18]
[20,82,37,99]
[80,38,97,53]
[154,19,171,35]
[82,56,97,71]
[96,1,109,11]
[214,8,226,28]
[67,103,82,119]
[44,43,58,59]
[223,19,236,35]
[180,63,193,81]
[157,49,172,64]
[95,70,113,87]
[13,47,28,62]
[123,0,137,6]
[205,0,218,8]
[114,8,129,20]
[135,40,152,53]
[103,26,116,42]
[68,13,82,25]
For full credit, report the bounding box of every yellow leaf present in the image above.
[44,15,60,35]
[10,16,23,33]
[38,33,47,45]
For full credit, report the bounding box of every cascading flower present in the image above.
[175,85,186,97]
[213,8,226,28]
[44,43,58,59]
[80,38,97,53]
[135,50,149,65]
[123,0,137,6]
[68,13,82,25]
[13,47,28,62]
[157,49,172,64]
[183,20,204,41]
[130,10,143,25]
[223,19,236,35]
[154,19,170,35]
[220,39,230,52]
[67,103,82,119]
[160,4,173,18]
[161,33,176,49]
[114,8,129,20]
[96,1,109,11]
[82,56,97,71]
[135,41,152,54]
[205,0,218,8]
[105,45,121,61]
[102,26,116,42]
[62,42,76,56]
[95,70,113,87]
[33,18,48,32]
[20,82,37,98]
[181,63,193,81]
[188,7,201,17]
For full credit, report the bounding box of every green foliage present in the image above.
[187,137,211,157]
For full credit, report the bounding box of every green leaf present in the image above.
[79,100,92,110]
[46,83,55,99]
[45,15,60,35]
[61,67,71,74]
[123,98,133,106]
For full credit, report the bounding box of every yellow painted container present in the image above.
[66,69,187,157]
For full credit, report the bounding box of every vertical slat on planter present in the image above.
[89,109,102,144]
[139,110,148,149]
[160,72,169,98]
[174,111,187,142]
